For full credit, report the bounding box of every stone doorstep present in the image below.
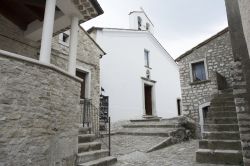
[115,131,171,137]
[130,118,160,122]
[79,127,91,134]
[77,149,109,164]
[78,134,95,143]
[203,124,239,132]
[78,156,117,166]
[205,117,238,124]
[196,149,242,165]
[78,142,102,153]
[122,124,176,128]
[199,140,242,150]
[203,131,240,140]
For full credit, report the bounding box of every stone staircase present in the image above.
[196,89,243,165]
[116,117,186,138]
[77,127,117,166]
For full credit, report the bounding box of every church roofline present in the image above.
[87,26,176,64]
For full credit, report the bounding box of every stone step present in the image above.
[212,97,234,103]
[78,156,117,166]
[79,134,95,143]
[209,106,236,112]
[217,93,234,98]
[79,127,91,134]
[210,102,235,107]
[78,142,102,153]
[199,140,242,150]
[122,124,176,128]
[116,128,176,137]
[208,111,237,118]
[219,88,233,93]
[205,117,238,124]
[130,118,160,122]
[77,150,109,164]
[203,124,239,132]
[203,131,240,140]
[196,149,242,165]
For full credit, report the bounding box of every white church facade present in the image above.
[88,10,181,122]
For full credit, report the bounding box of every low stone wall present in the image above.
[0,53,81,166]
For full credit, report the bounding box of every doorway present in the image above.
[76,70,86,99]
[144,84,153,115]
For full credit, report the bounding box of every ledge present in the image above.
[0,49,82,82]
[189,80,211,85]
[144,66,152,69]
[141,77,157,83]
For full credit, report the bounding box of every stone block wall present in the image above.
[177,30,234,127]
[0,53,81,166]
[225,1,250,164]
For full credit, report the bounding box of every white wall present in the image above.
[96,29,181,122]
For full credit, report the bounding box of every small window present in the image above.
[192,61,206,81]
[138,16,142,30]
[62,33,69,43]
[59,31,70,46]
[144,50,150,67]
[146,23,150,30]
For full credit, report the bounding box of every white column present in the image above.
[39,0,57,64]
[68,16,79,75]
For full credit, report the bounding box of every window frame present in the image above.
[144,49,150,68]
[59,30,70,47]
[146,23,150,31]
[137,16,142,30]
[189,59,208,83]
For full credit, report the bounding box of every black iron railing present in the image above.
[80,97,111,155]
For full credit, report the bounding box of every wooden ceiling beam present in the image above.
[22,0,45,8]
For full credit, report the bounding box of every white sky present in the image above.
[82,0,228,59]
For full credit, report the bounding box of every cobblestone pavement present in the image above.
[111,135,238,166]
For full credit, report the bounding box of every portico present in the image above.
[0,0,103,75]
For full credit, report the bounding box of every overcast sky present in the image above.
[82,0,228,59]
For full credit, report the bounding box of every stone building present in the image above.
[176,28,246,165]
[175,28,234,132]
[0,0,114,165]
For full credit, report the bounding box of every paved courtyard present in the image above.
[109,135,238,166]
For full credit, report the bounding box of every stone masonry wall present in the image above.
[51,28,102,133]
[177,31,234,130]
[0,54,81,166]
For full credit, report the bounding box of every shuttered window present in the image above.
[192,61,206,81]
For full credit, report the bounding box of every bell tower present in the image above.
[129,8,154,34]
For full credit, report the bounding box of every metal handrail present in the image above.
[80,98,111,155]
